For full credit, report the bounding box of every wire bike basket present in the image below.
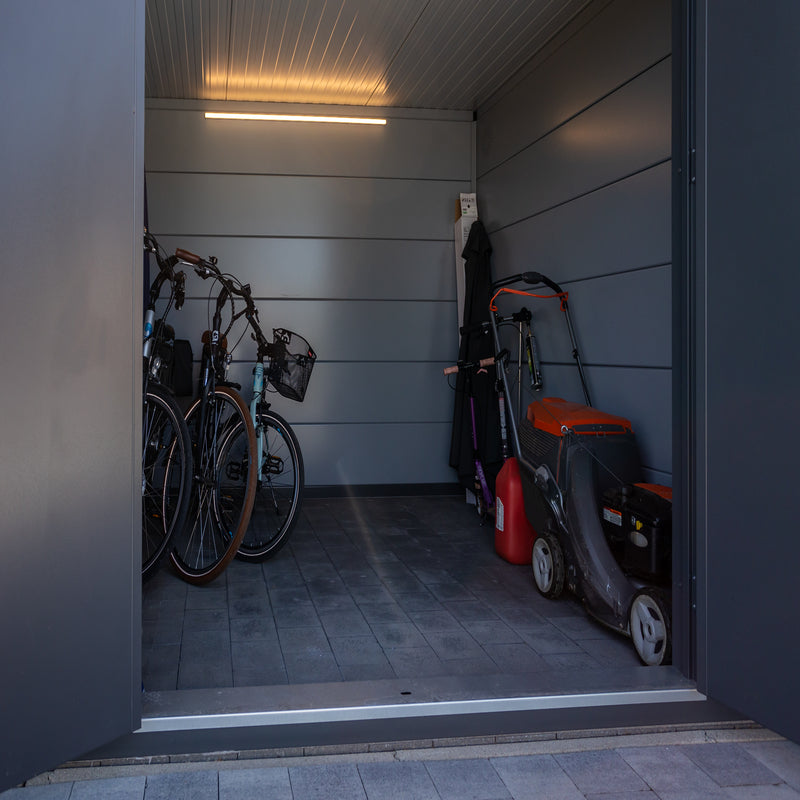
[267,328,317,402]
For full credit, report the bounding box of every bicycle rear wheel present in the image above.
[142,383,192,581]
[171,385,257,584]
[236,408,304,562]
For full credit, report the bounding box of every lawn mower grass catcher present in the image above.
[488,273,673,667]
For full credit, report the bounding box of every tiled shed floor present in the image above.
[142,494,643,692]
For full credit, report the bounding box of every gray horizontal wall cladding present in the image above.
[491,264,672,369]
[147,171,471,239]
[297,422,455,486]
[478,0,671,173]
[478,58,671,232]
[488,163,671,284]
[163,297,458,362]
[211,360,457,425]
[145,109,472,180]
[528,363,671,478]
[154,235,457,300]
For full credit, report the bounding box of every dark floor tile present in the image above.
[423,630,485,661]
[142,644,179,692]
[182,608,229,633]
[356,601,410,624]
[145,769,217,800]
[319,608,371,637]
[177,659,233,690]
[392,591,442,613]
[229,595,271,618]
[460,618,523,645]
[142,617,182,646]
[185,586,228,610]
[427,582,476,603]
[443,600,499,623]
[407,608,463,633]
[277,625,328,653]
[485,642,548,673]
[329,635,388,666]
[271,603,321,629]
[370,622,429,649]
[283,649,342,684]
[384,646,448,678]
[521,625,586,655]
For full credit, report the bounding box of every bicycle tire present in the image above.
[171,385,257,584]
[141,383,192,582]
[236,408,304,562]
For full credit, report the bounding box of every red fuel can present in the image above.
[494,457,536,564]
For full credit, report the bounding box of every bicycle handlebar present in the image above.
[175,246,275,360]
[443,356,495,376]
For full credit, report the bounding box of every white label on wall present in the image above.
[496,497,505,532]
[603,507,622,526]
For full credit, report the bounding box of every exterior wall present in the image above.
[692,0,800,744]
[145,102,473,487]
[476,0,672,485]
[0,1,144,790]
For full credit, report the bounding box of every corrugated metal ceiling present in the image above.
[145,0,590,110]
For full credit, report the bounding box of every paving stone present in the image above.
[618,745,723,794]
[357,761,439,800]
[0,785,73,799]
[218,766,292,799]
[490,754,584,800]
[681,742,783,787]
[744,740,800,791]
[69,776,145,799]
[144,770,217,799]
[555,749,650,795]
[288,763,366,800]
[424,758,511,800]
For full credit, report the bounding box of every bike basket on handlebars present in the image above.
[267,328,317,402]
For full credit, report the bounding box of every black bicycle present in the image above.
[174,248,313,562]
[167,250,258,584]
[141,231,192,581]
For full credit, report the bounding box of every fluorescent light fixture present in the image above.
[205,112,386,125]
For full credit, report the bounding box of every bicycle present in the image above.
[167,250,258,585]
[141,231,192,581]
[175,248,314,561]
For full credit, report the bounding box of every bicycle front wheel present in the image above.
[142,383,192,581]
[236,408,304,562]
[171,385,257,584]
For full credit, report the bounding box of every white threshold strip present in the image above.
[138,688,706,733]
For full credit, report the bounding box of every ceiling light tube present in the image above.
[204,112,386,125]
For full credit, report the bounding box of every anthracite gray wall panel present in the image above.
[147,173,465,240]
[146,105,472,486]
[478,0,671,174]
[155,235,456,300]
[479,58,671,232]
[477,0,672,484]
[0,0,143,790]
[693,0,800,745]
[146,105,472,180]
[489,163,671,282]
